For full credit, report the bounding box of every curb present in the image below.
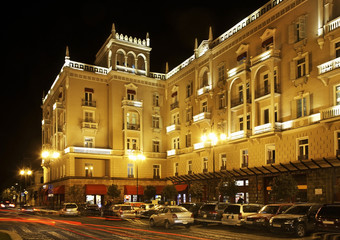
[0,230,22,240]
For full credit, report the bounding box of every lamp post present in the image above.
[41,150,60,182]
[19,168,32,206]
[128,150,145,202]
[201,132,227,200]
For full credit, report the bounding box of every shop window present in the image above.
[85,163,93,177]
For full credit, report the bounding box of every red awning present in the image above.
[53,185,65,194]
[85,184,107,195]
[155,186,165,195]
[124,185,144,195]
[175,184,188,192]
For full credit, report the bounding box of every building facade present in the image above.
[41,0,340,207]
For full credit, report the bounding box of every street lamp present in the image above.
[19,168,32,206]
[201,132,226,200]
[128,150,145,202]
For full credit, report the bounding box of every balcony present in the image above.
[324,16,340,34]
[125,123,140,131]
[250,48,280,66]
[197,85,212,96]
[227,62,249,78]
[82,121,98,130]
[320,105,340,121]
[193,142,211,151]
[166,124,180,134]
[122,99,143,108]
[231,97,250,108]
[253,122,282,135]
[230,130,249,140]
[82,100,96,107]
[193,112,211,123]
[167,149,177,157]
[317,57,340,85]
[255,84,280,99]
[170,101,179,110]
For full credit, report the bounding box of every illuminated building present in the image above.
[42,0,340,206]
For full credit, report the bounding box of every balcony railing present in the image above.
[167,149,177,156]
[170,101,179,110]
[166,124,180,133]
[193,112,211,123]
[253,122,282,135]
[255,84,280,99]
[125,123,140,130]
[317,57,340,75]
[122,99,143,108]
[250,48,280,66]
[82,100,96,107]
[197,85,212,96]
[324,16,340,34]
[231,97,250,108]
[320,105,340,120]
[82,122,98,129]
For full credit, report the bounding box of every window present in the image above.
[335,85,340,105]
[241,150,248,167]
[153,93,159,107]
[186,107,193,122]
[84,137,94,148]
[153,165,160,179]
[297,58,306,78]
[174,162,179,175]
[84,111,94,122]
[172,137,180,149]
[239,116,244,131]
[203,157,208,172]
[201,71,209,88]
[127,138,138,150]
[127,89,136,100]
[263,108,270,124]
[172,112,180,125]
[297,138,308,160]
[291,53,309,81]
[219,94,226,109]
[85,163,93,177]
[185,133,191,147]
[126,112,139,130]
[296,97,307,118]
[336,42,340,58]
[128,163,134,178]
[336,132,340,156]
[262,37,273,51]
[186,82,193,98]
[220,154,227,170]
[238,85,243,103]
[188,160,192,174]
[266,144,275,164]
[218,64,225,82]
[152,140,160,152]
[263,73,269,95]
[201,100,208,112]
[152,116,160,129]
[288,15,306,44]
[84,88,94,106]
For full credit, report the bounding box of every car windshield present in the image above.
[170,207,187,213]
[200,204,216,211]
[217,204,228,210]
[318,206,340,218]
[224,205,240,214]
[121,206,132,210]
[285,205,310,215]
[65,204,77,209]
[259,205,279,214]
[243,205,262,213]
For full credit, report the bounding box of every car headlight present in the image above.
[284,219,295,225]
[269,218,274,224]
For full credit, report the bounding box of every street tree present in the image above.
[107,184,121,202]
[188,182,204,202]
[271,174,298,202]
[218,175,239,203]
[143,185,156,201]
[162,185,178,202]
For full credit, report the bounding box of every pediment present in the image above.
[236,44,249,55]
[260,28,276,41]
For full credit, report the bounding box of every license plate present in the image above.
[323,221,334,224]
[203,214,207,218]
[273,224,281,228]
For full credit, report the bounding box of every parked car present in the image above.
[0,201,15,208]
[149,206,194,229]
[196,202,229,226]
[140,205,164,219]
[59,203,80,217]
[315,204,340,233]
[135,203,155,217]
[105,204,136,219]
[79,203,101,216]
[245,203,293,228]
[221,203,263,226]
[269,203,322,237]
[179,202,204,218]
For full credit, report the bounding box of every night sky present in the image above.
[1,1,269,192]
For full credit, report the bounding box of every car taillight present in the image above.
[119,210,123,215]
[172,214,178,218]
[191,213,194,218]
[209,211,217,215]
[238,213,242,220]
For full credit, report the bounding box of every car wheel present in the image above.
[150,219,155,228]
[296,224,306,237]
[164,220,171,229]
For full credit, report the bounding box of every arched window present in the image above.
[116,50,125,66]
[137,55,146,70]
[127,52,135,68]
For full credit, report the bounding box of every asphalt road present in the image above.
[0,209,329,240]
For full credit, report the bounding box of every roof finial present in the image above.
[165,62,169,74]
[112,23,116,36]
[209,26,213,41]
[194,38,198,50]
[65,46,70,60]
[146,32,150,46]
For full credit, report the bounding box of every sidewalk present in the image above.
[0,230,22,240]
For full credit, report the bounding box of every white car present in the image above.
[59,203,80,217]
[221,204,263,226]
[150,206,194,229]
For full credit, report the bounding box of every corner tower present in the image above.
[95,23,151,76]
